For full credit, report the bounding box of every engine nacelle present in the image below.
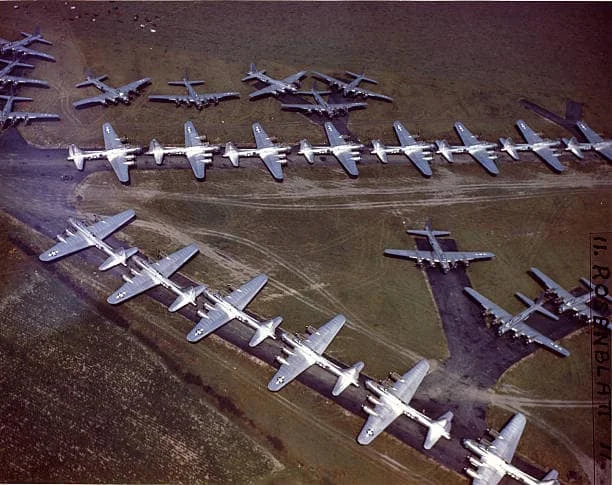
[121,274,133,284]
[465,468,480,480]
[362,405,378,417]
[276,355,289,366]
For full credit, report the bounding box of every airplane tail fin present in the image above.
[298,139,315,164]
[539,469,559,485]
[67,144,85,170]
[223,142,240,167]
[332,361,364,396]
[424,411,453,450]
[22,27,52,45]
[168,285,206,313]
[147,139,165,165]
[345,71,377,85]
[499,137,520,160]
[249,316,283,347]
[516,292,559,320]
[98,246,139,271]
[370,139,389,163]
[242,63,261,81]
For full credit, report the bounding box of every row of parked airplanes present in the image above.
[38,208,583,484]
[62,117,611,184]
[40,210,612,484]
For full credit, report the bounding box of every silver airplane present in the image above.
[0,59,48,88]
[67,123,141,183]
[0,27,55,62]
[73,69,151,108]
[280,81,367,117]
[39,209,138,271]
[186,274,283,347]
[464,287,570,357]
[436,122,499,175]
[357,359,453,449]
[311,70,393,102]
[464,412,559,485]
[148,71,239,110]
[384,222,495,273]
[298,122,363,177]
[531,267,611,328]
[223,122,290,181]
[242,62,307,99]
[371,121,435,176]
[107,243,205,313]
[499,120,564,172]
[562,120,612,161]
[268,314,364,396]
[0,94,59,128]
[146,121,220,180]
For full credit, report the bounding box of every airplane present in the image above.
[0,93,59,128]
[107,243,205,313]
[464,287,570,357]
[186,273,283,347]
[357,359,453,449]
[146,121,220,179]
[0,27,55,62]
[298,122,364,177]
[0,59,49,88]
[499,120,564,172]
[223,122,290,181]
[280,81,367,117]
[311,70,393,102]
[67,122,141,183]
[530,267,611,328]
[242,62,307,99]
[464,412,560,485]
[384,222,495,273]
[562,120,612,161]
[148,71,239,110]
[73,69,151,108]
[371,121,435,176]
[39,209,138,271]
[436,122,499,175]
[268,314,364,396]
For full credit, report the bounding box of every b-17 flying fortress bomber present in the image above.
[0,26,55,62]
[73,69,151,108]
[0,93,59,127]
[0,59,48,88]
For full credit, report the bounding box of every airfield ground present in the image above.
[1,1,611,484]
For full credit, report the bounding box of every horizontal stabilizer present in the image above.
[147,139,165,165]
[98,246,138,271]
[516,292,559,320]
[67,144,85,170]
[406,229,450,237]
[345,71,377,84]
[371,139,389,163]
[223,142,240,167]
[424,411,453,450]
[168,285,206,313]
[75,74,107,88]
[249,316,282,347]
[332,361,364,396]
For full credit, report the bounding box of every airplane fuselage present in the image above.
[464,439,545,485]
[281,333,348,380]
[132,257,193,304]
[69,219,115,255]
[90,79,130,103]
[497,307,536,334]
[202,290,261,332]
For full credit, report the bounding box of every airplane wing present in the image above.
[530,267,574,302]
[310,71,344,89]
[388,359,429,403]
[148,94,191,103]
[252,123,274,148]
[184,121,210,179]
[455,122,481,146]
[248,85,282,99]
[492,413,526,462]
[469,148,499,174]
[106,153,131,183]
[335,150,359,177]
[120,77,151,94]
[324,122,345,147]
[577,120,604,144]
[354,86,393,102]
[280,103,317,112]
[470,467,505,485]
[464,287,512,322]
[405,150,433,176]
[151,243,199,278]
[357,397,404,445]
[2,75,48,87]
[260,152,285,181]
[73,93,112,108]
[87,209,136,240]
[281,70,307,86]
[224,274,268,310]
[384,249,435,262]
[13,45,55,62]
[516,120,542,144]
[512,322,571,356]
[304,314,346,355]
[268,350,314,392]
[532,145,565,172]
[186,306,232,342]
[444,251,495,263]
[393,121,417,146]
[103,122,124,150]
[7,112,58,122]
